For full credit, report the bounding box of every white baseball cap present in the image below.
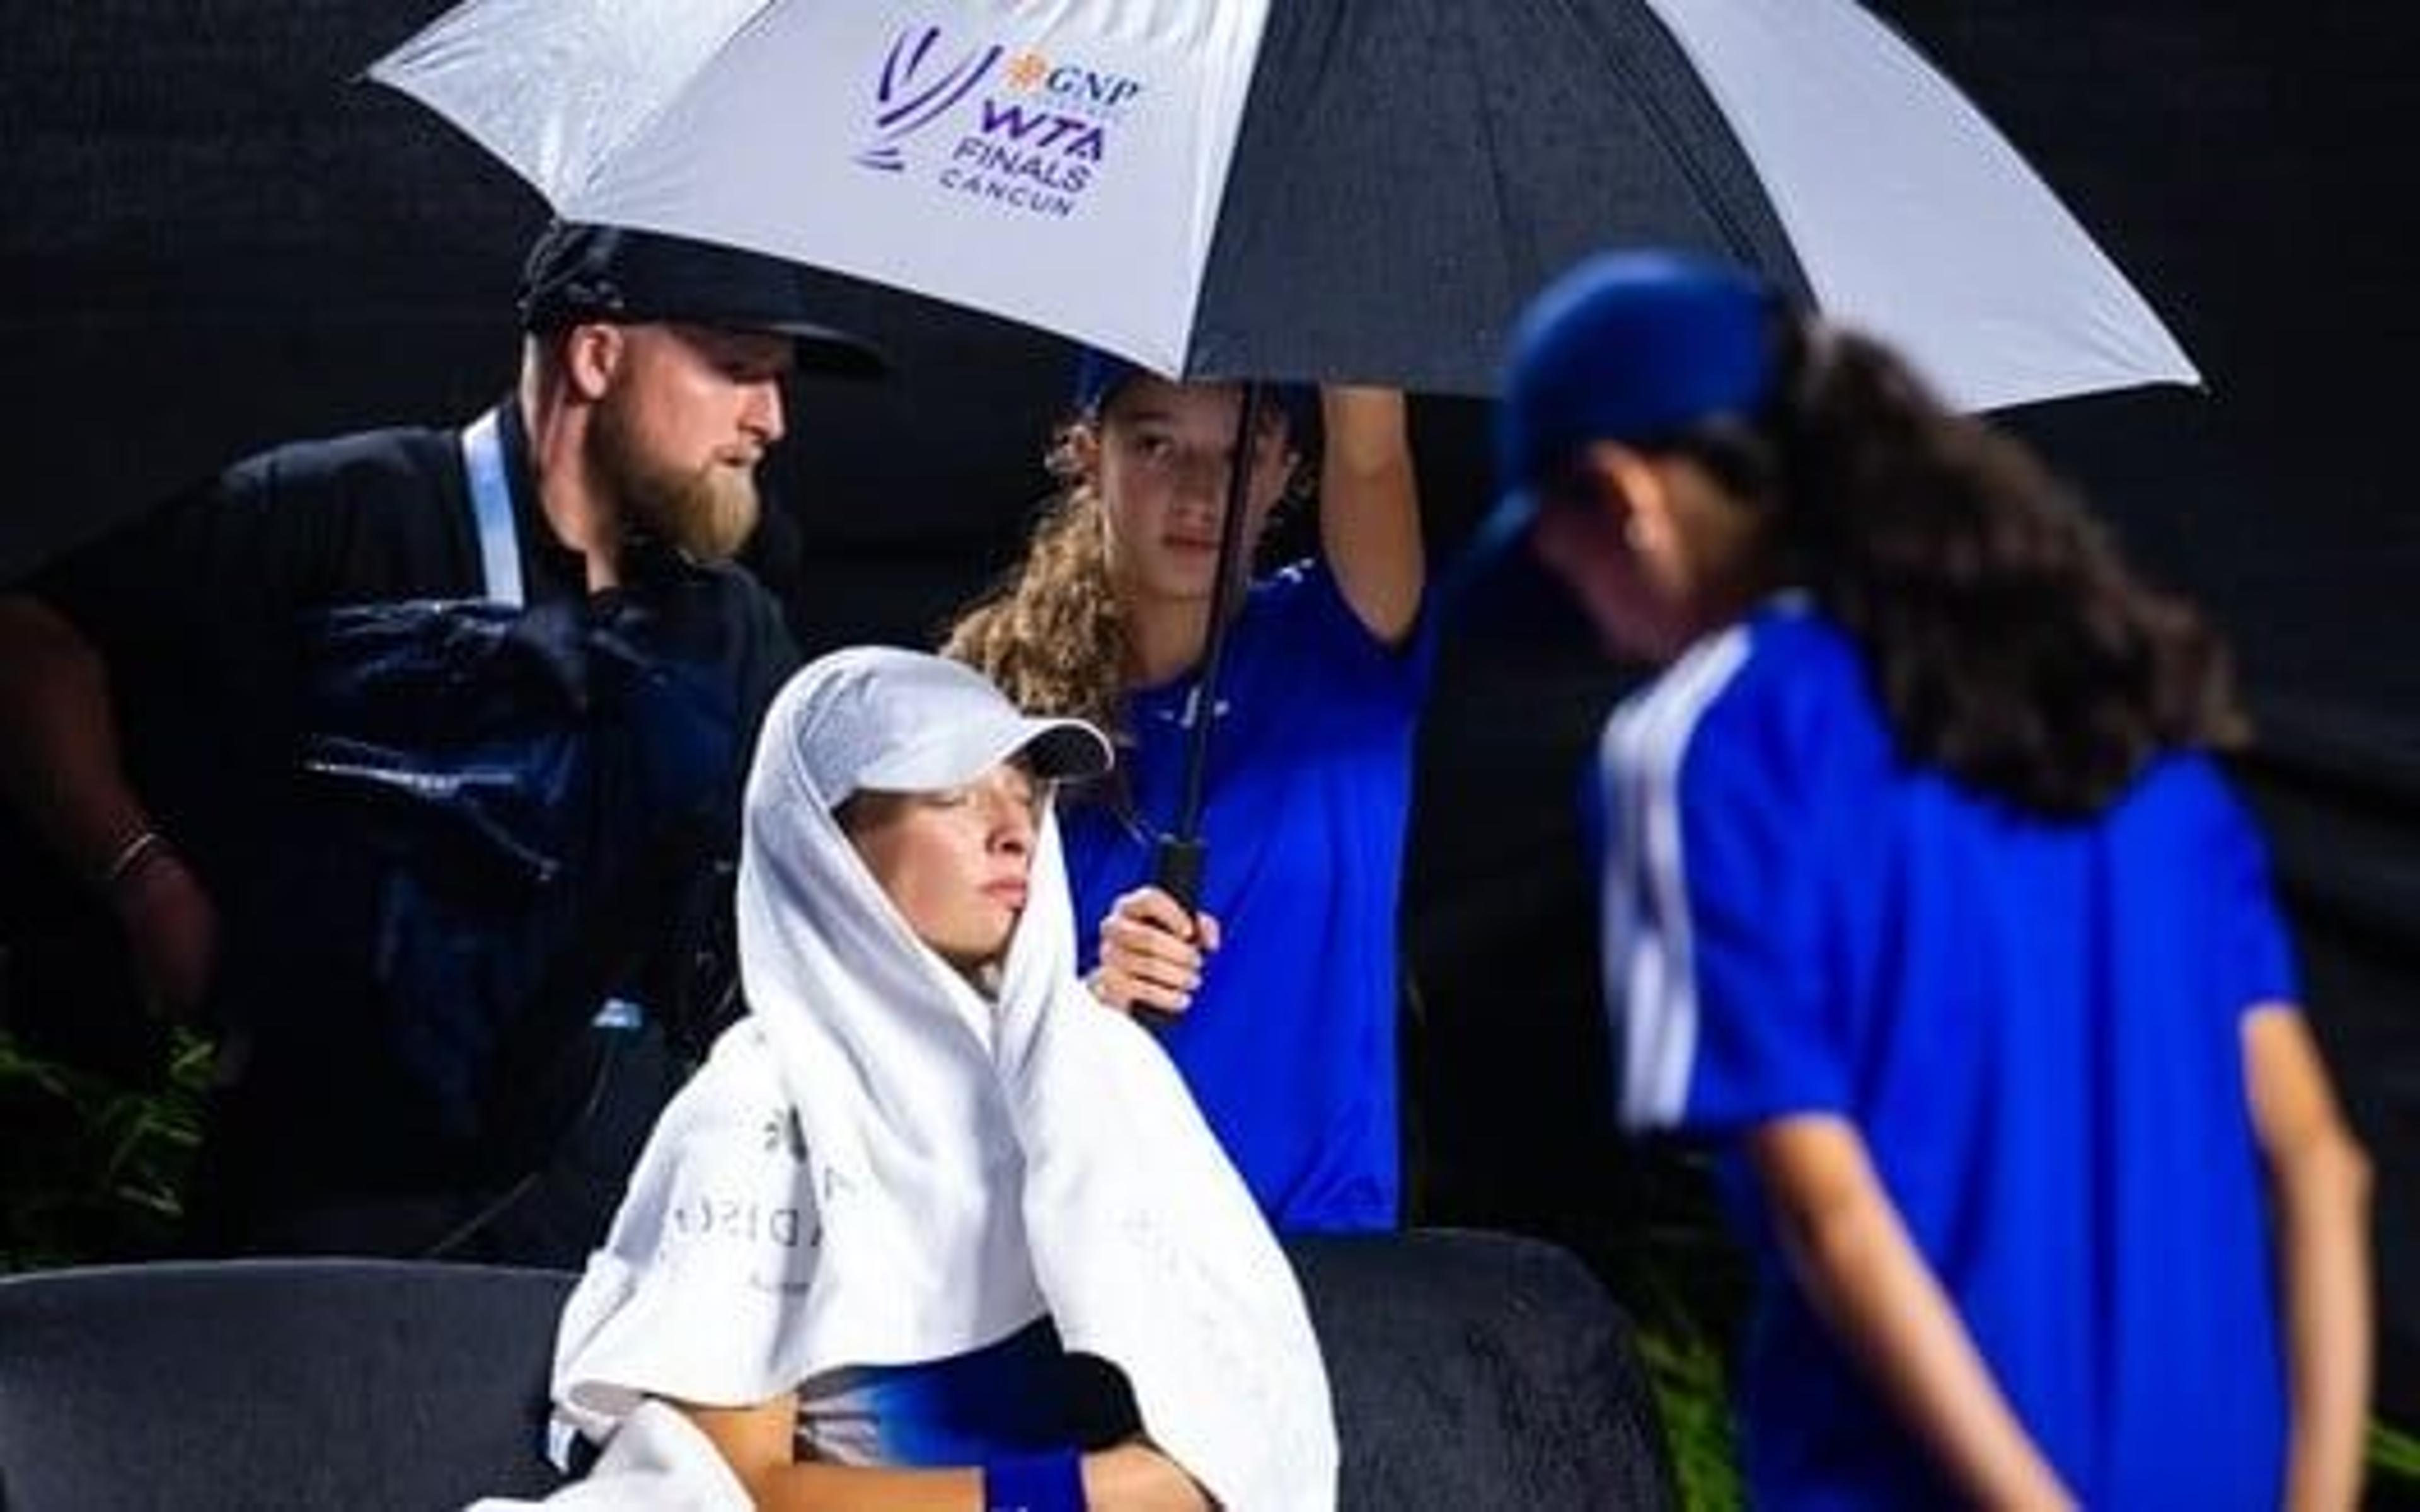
[780,646,1112,809]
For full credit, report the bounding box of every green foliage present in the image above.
[1635,1303,1741,1509]
[1601,1147,1748,1509]
[2375,1419,2420,1489]
[0,1028,208,1270]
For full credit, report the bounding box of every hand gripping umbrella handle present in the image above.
[1133,834,1207,1033]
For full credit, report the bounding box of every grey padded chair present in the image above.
[0,1230,1671,1510]
[0,1257,565,1510]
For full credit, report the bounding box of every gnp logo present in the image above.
[855,23,1152,221]
[855,25,1003,172]
[998,49,1147,117]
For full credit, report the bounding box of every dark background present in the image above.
[4,1,2414,1423]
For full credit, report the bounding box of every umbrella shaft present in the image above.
[1155,379,1263,905]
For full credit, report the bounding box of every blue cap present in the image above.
[1073,347,1146,416]
[1072,348,1315,435]
[1488,251,1778,538]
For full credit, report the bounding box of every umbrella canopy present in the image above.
[370,0,2197,412]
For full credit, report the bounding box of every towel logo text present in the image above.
[671,1193,819,1251]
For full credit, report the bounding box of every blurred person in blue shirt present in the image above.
[1487,249,2371,1510]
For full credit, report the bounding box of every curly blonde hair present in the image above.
[941,423,1132,741]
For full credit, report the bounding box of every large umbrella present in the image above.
[369,0,2199,896]
[368,0,2196,410]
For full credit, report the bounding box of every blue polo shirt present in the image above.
[1596,602,2293,1508]
[1063,562,1431,1232]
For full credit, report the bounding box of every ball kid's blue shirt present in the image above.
[1596,600,2295,1509]
[1063,562,1432,1233]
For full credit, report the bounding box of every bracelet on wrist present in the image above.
[98,828,170,893]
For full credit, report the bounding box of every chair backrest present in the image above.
[1293,1230,1674,1510]
[0,1232,1671,1510]
[0,1258,569,1511]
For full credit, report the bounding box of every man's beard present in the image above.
[589,406,763,564]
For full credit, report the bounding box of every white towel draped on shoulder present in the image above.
[509,657,1336,1510]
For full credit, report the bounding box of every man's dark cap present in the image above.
[518,221,887,379]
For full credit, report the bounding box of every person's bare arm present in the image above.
[2243,1004,2371,1512]
[678,1392,978,1510]
[0,594,153,883]
[0,592,217,1015]
[1315,387,1422,646]
[1748,1115,2073,1510]
[676,1394,1206,1511]
[1081,1443,1211,1511]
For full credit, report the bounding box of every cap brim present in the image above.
[856,712,1112,796]
[760,320,890,381]
[1013,718,1115,784]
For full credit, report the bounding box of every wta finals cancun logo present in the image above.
[854,23,1146,220]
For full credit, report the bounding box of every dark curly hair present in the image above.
[1662,319,2247,817]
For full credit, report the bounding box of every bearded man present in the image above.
[0,222,881,1257]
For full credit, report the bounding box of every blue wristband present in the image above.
[982,1446,1085,1512]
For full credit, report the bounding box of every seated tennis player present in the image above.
[495,647,1335,1512]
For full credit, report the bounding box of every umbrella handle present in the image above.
[1131,833,1208,1035]
[1150,833,1206,913]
